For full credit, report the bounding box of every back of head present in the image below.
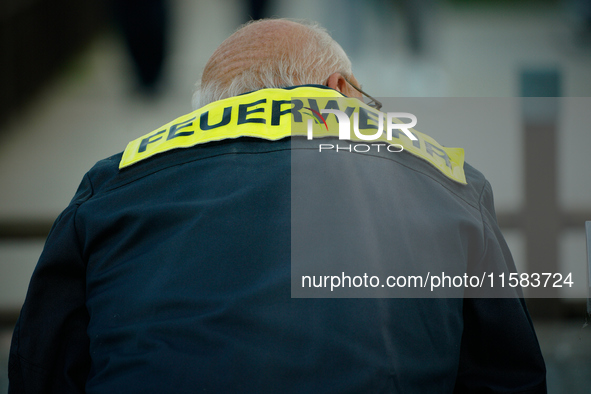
[192,19,353,109]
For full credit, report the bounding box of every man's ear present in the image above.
[325,73,348,93]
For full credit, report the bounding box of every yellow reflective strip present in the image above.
[119,87,340,169]
[291,97,467,184]
[401,129,466,184]
[119,87,467,185]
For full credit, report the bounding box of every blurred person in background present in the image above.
[111,0,170,94]
[246,0,271,21]
[8,19,546,393]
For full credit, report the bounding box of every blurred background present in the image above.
[1,0,590,392]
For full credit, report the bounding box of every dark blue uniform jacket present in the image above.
[9,86,546,393]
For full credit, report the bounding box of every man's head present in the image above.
[193,19,362,109]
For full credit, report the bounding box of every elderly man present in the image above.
[9,19,546,393]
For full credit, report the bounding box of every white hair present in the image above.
[192,20,353,110]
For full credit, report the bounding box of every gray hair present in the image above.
[192,20,353,109]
